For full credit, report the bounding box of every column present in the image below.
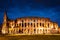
[23,20,25,27]
[42,28,43,34]
[32,22,34,34]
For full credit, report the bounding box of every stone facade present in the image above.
[2,11,59,34]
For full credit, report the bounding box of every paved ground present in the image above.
[0,34,60,40]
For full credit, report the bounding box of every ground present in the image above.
[0,34,60,40]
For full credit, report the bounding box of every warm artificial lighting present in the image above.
[1,10,59,34]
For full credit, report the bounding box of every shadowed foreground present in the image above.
[0,35,60,40]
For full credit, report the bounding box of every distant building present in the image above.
[1,11,59,34]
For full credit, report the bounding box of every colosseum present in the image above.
[2,11,59,34]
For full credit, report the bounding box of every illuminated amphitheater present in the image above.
[2,11,59,34]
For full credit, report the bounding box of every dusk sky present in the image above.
[0,0,60,26]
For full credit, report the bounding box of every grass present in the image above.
[0,34,60,40]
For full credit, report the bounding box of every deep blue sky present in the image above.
[0,0,60,26]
